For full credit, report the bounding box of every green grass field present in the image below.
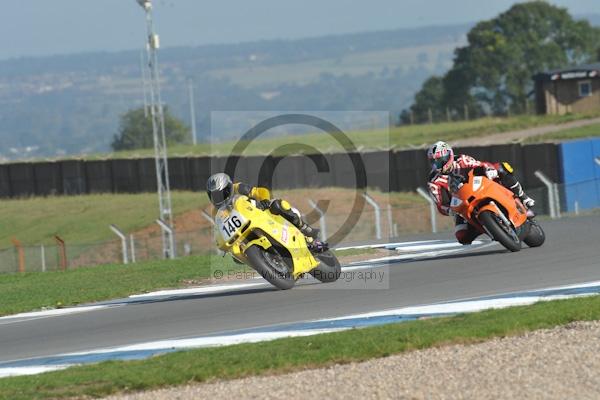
[1,295,598,400]
[0,192,206,248]
[99,112,600,159]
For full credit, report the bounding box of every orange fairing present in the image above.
[450,171,527,230]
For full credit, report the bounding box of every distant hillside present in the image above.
[0,23,472,160]
[0,13,596,161]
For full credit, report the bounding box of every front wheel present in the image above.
[244,245,295,290]
[310,250,341,283]
[524,219,545,248]
[479,210,521,252]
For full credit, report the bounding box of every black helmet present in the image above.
[206,173,233,207]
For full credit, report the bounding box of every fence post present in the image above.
[110,224,128,264]
[464,104,469,121]
[428,108,433,124]
[387,204,394,237]
[362,193,382,240]
[553,183,561,218]
[308,199,328,241]
[156,219,176,259]
[130,234,136,263]
[534,171,558,219]
[41,245,46,272]
[200,210,215,226]
[416,187,438,233]
[11,238,25,273]
[54,235,67,271]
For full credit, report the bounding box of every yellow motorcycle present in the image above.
[215,195,341,289]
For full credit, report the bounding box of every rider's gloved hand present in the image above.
[485,168,499,180]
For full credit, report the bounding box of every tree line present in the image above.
[400,1,600,125]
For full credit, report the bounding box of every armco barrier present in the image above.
[0,143,560,198]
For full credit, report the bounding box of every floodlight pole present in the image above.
[136,0,175,259]
[140,49,149,117]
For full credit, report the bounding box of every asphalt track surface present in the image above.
[1,215,599,364]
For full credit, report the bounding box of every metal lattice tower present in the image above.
[136,0,175,258]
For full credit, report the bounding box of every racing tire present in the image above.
[479,210,521,252]
[310,250,342,283]
[244,245,295,290]
[523,220,545,248]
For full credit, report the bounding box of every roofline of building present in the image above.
[534,63,600,82]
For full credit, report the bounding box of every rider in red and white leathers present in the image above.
[426,141,535,245]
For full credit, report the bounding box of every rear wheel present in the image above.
[310,250,341,283]
[479,210,521,252]
[524,220,545,248]
[244,245,295,290]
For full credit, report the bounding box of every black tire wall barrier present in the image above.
[0,143,559,198]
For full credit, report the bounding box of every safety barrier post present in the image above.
[11,238,25,273]
[534,171,558,219]
[156,219,176,259]
[200,210,215,226]
[387,204,394,237]
[416,187,437,233]
[41,244,46,272]
[362,193,382,240]
[308,199,328,241]
[110,225,128,265]
[130,235,136,263]
[54,235,67,271]
[553,183,562,218]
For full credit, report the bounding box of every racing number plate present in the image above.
[218,210,246,241]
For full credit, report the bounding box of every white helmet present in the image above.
[427,141,455,174]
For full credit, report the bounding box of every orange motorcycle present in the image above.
[449,168,545,252]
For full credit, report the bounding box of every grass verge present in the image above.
[0,295,598,399]
[0,255,238,316]
[526,122,600,143]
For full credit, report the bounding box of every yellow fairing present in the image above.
[215,195,319,278]
[251,187,271,201]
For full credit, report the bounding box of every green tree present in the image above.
[403,1,600,120]
[400,76,445,124]
[111,107,191,151]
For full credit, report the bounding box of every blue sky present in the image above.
[0,0,598,60]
